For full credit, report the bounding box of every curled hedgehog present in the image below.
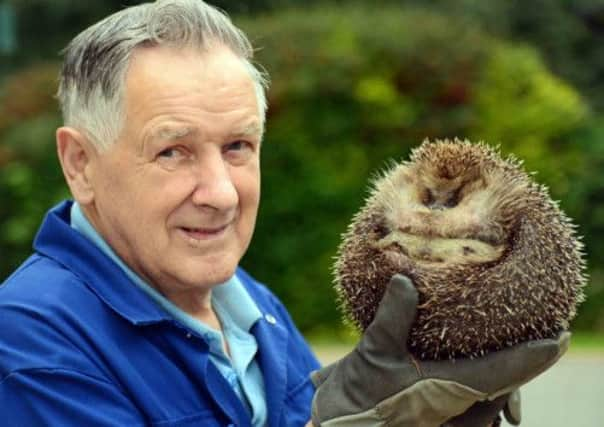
[334,139,587,360]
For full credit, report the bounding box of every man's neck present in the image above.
[165,289,216,328]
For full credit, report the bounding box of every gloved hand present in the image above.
[311,275,569,427]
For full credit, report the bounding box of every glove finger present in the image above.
[359,274,418,357]
[310,361,338,388]
[503,389,521,425]
[443,393,509,427]
[425,331,570,397]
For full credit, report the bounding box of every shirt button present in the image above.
[186,333,192,339]
[264,314,277,325]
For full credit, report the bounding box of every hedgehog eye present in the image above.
[374,221,390,239]
[422,189,435,206]
[444,188,462,208]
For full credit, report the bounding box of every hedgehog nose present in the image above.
[424,189,461,210]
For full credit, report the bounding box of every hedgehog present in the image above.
[334,139,586,360]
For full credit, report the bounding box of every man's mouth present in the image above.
[180,224,229,241]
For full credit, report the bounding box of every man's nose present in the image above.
[190,152,238,211]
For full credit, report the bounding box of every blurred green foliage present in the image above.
[382,0,604,111]
[1,2,603,334]
[0,64,70,274]
[236,6,602,333]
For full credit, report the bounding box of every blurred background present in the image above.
[1,0,604,339]
[2,1,604,424]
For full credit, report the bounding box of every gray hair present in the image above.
[57,0,269,151]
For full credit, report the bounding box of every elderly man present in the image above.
[0,1,567,426]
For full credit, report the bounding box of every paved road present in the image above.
[502,352,604,427]
[312,345,604,427]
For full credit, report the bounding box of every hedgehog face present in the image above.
[375,161,506,267]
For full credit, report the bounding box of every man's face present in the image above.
[84,44,262,302]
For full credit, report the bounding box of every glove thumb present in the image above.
[359,274,418,358]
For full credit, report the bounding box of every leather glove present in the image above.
[311,275,570,427]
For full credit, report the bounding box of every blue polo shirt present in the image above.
[70,202,268,426]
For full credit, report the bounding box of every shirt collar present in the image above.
[70,202,262,332]
[213,277,262,332]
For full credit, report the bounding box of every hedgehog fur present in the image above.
[334,139,587,360]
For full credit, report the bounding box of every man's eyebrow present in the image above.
[150,126,197,141]
[229,122,263,137]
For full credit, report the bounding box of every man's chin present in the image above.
[159,247,243,290]
[180,262,237,288]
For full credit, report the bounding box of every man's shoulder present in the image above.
[0,254,110,374]
[1,253,91,308]
[0,252,106,338]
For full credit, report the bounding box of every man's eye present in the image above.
[223,140,256,165]
[157,147,183,158]
[155,147,191,170]
[225,140,248,152]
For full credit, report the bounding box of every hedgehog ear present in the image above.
[358,274,418,358]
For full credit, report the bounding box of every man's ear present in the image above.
[56,127,97,204]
